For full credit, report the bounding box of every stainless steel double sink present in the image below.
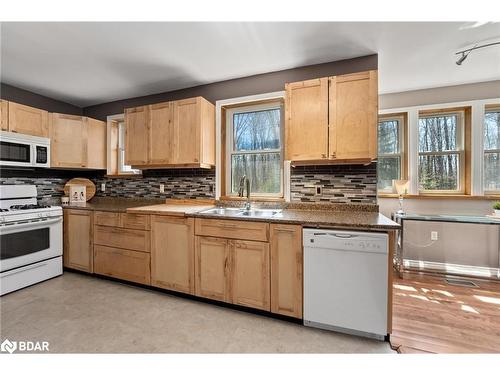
[199,207,282,218]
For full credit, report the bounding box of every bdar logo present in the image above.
[1,339,17,354]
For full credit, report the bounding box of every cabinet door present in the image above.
[172,98,200,164]
[0,100,8,131]
[7,102,49,137]
[231,240,270,311]
[270,224,303,318]
[149,101,173,164]
[285,78,328,161]
[50,113,87,168]
[94,245,150,285]
[151,216,194,293]
[195,236,230,302]
[64,209,93,273]
[125,106,149,166]
[329,70,378,160]
[86,117,106,169]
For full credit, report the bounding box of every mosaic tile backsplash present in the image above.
[290,163,377,204]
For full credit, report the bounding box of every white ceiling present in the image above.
[1,22,499,107]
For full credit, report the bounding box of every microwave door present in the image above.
[0,140,32,166]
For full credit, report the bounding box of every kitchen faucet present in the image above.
[237,175,251,210]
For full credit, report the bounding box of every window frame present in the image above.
[224,101,285,198]
[377,113,408,193]
[483,105,500,195]
[117,120,141,175]
[105,114,141,177]
[417,109,466,195]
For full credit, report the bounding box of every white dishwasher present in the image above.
[303,228,388,341]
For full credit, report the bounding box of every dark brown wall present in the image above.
[0,83,83,115]
[84,54,378,120]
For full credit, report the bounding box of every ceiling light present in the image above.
[455,41,500,65]
[456,52,468,65]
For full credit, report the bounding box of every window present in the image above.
[484,106,500,193]
[225,101,284,197]
[118,120,140,175]
[377,114,406,191]
[418,110,464,193]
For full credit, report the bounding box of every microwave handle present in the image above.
[0,216,62,230]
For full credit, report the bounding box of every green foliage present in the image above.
[493,201,500,210]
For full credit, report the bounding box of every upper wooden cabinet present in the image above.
[285,70,378,162]
[50,113,106,169]
[3,101,49,137]
[0,100,8,131]
[124,96,215,168]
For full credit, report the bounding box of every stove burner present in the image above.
[0,208,9,212]
[9,204,51,210]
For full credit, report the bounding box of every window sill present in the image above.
[220,195,285,203]
[378,193,500,200]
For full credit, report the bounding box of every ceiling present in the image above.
[1,22,499,107]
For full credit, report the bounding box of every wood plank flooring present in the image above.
[390,272,500,353]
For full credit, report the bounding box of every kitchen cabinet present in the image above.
[94,245,150,285]
[6,101,49,137]
[63,209,93,273]
[195,235,231,302]
[49,113,106,169]
[124,96,215,168]
[270,224,303,318]
[284,70,378,163]
[1,100,8,131]
[231,239,270,310]
[195,218,269,242]
[329,70,378,160]
[151,216,194,294]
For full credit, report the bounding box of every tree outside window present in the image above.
[484,107,500,193]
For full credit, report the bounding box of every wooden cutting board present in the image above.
[63,178,96,201]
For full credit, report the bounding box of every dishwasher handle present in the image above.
[312,232,358,239]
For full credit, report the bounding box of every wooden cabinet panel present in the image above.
[329,70,378,160]
[122,213,150,230]
[0,100,8,131]
[125,105,149,166]
[149,102,173,164]
[231,240,270,311]
[94,245,150,285]
[270,224,303,318]
[151,216,194,293]
[195,218,269,242]
[172,98,200,164]
[94,225,150,253]
[195,236,230,302]
[63,209,93,273]
[7,101,49,137]
[86,117,106,169]
[94,211,122,227]
[50,113,87,168]
[285,78,328,161]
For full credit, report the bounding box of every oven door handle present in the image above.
[0,216,62,230]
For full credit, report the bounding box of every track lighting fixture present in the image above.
[455,41,500,65]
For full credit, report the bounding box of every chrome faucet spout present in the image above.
[237,175,252,210]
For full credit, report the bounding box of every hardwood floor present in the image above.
[390,272,500,354]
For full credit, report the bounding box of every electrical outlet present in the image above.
[316,186,322,195]
[101,183,105,192]
[159,184,165,193]
[431,231,438,241]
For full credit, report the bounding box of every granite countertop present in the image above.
[64,198,399,230]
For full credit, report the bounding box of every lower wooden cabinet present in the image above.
[93,225,150,252]
[270,224,303,318]
[195,236,231,302]
[94,245,150,285]
[231,240,270,310]
[151,216,194,293]
[63,209,93,273]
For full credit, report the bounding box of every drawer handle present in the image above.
[220,223,237,229]
[274,228,296,233]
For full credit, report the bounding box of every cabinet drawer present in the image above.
[94,225,150,252]
[94,211,121,227]
[122,213,150,230]
[94,245,150,285]
[195,218,269,242]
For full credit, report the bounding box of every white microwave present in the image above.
[0,131,50,168]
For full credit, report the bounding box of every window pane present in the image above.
[233,109,281,151]
[419,114,458,152]
[484,111,500,150]
[378,119,399,154]
[377,157,400,190]
[484,152,500,191]
[231,153,281,194]
[418,154,459,191]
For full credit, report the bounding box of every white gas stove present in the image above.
[0,185,63,296]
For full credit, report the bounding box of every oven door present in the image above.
[0,216,63,272]
[0,139,34,167]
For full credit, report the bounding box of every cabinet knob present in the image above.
[331,153,336,158]
[321,154,327,159]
